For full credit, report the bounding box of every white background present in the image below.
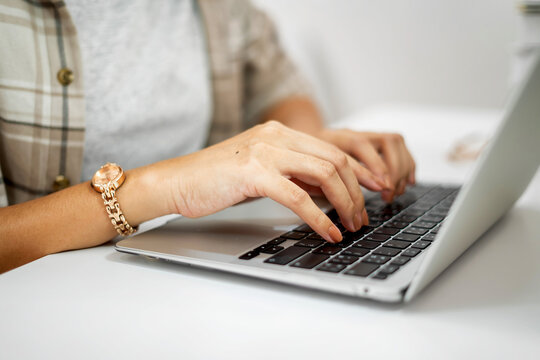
[254,0,521,119]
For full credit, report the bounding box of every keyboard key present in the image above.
[421,214,444,223]
[373,247,401,257]
[391,256,410,266]
[393,233,420,242]
[290,253,329,269]
[385,221,409,229]
[295,239,324,248]
[422,233,437,241]
[335,237,355,248]
[384,240,411,249]
[282,231,307,240]
[402,248,422,257]
[431,225,442,234]
[254,244,271,252]
[313,245,341,255]
[379,264,400,275]
[404,227,428,235]
[342,231,365,242]
[239,251,259,260]
[374,227,400,236]
[307,233,325,240]
[261,245,284,254]
[430,209,448,217]
[372,273,387,280]
[317,263,346,273]
[293,224,313,233]
[330,255,359,265]
[267,237,286,246]
[403,209,425,217]
[414,221,438,229]
[364,234,391,242]
[412,240,431,249]
[353,240,380,250]
[365,220,383,228]
[341,247,370,257]
[362,254,390,265]
[265,246,310,265]
[345,262,379,277]
[395,214,418,223]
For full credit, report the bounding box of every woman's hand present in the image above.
[154,121,386,243]
[315,129,416,203]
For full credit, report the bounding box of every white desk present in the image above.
[1,106,539,360]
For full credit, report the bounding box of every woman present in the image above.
[0,0,414,272]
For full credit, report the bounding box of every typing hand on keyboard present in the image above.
[241,185,459,281]
[165,121,395,244]
[314,129,416,203]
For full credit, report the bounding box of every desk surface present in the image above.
[1,106,539,360]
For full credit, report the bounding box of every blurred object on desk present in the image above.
[447,134,489,163]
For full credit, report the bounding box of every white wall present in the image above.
[254,0,519,121]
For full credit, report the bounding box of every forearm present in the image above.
[261,96,325,135]
[0,164,168,273]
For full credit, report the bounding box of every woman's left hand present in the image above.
[315,128,416,202]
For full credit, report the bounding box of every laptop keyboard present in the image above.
[239,185,459,280]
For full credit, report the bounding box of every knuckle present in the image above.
[319,161,337,180]
[289,187,308,206]
[258,120,283,137]
[333,152,348,168]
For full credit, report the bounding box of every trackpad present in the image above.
[117,218,296,258]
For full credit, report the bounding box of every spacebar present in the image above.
[264,246,310,265]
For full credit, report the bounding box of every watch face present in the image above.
[92,163,122,187]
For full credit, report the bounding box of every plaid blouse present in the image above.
[0,0,310,206]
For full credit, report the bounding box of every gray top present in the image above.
[67,0,212,180]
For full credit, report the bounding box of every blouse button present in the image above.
[57,68,74,86]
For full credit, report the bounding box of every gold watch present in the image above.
[91,162,137,236]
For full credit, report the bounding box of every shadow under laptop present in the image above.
[405,207,540,314]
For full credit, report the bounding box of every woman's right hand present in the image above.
[153,121,386,243]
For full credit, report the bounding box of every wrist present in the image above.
[116,164,171,227]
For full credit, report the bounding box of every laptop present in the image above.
[115,56,540,303]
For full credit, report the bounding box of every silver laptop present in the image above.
[116,56,540,303]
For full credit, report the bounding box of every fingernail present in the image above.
[354,212,363,231]
[362,208,369,225]
[328,224,342,243]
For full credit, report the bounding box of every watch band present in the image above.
[91,163,137,237]
[100,185,137,236]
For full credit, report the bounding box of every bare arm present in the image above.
[0,165,167,273]
[1,122,390,273]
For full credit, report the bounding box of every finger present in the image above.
[396,178,407,196]
[290,178,324,196]
[261,174,342,243]
[275,150,361,232]
[380,136,405,188]
[270,127,372,220]
[381,189,395,203]
[350,139,392,189]
[345,154,387,192]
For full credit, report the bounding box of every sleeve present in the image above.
[242,3,313,127]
